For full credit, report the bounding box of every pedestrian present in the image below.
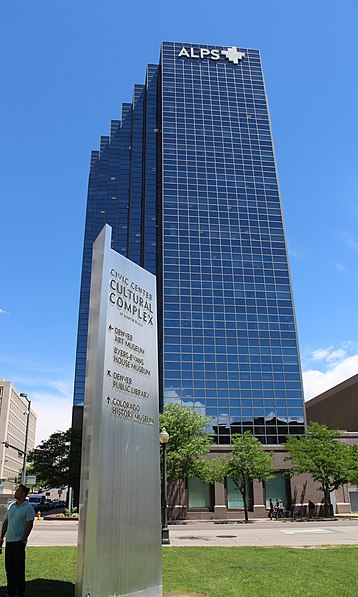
[268,498,274,520]
[278,499,284,519]
[308,500,316,518]
[274,499,279,519]
[0,484,35,597]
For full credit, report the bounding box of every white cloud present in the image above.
[326,349,347,363]
[311,347,333,361]
[163,389,179,399]
[30,391,72,446]
[302,353,358,401]
[309,342,357,365]
[335,262,349,273]
[0,309,9,315]
[341,230,358,251]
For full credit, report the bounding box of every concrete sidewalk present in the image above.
[28,520,79,547]
[168,522,358,547]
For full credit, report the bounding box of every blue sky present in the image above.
[1,0,357,443]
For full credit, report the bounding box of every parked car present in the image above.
[28,494,47,512]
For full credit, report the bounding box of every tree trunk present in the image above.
[241,485,249,522]
[323,486,332,517]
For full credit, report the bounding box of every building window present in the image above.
[349,490,358,513]
[227,478,253,510]
[265,472,290,507]
[188,477,211,509]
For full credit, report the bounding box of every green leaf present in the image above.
[28,428,81,489]
[285,422,357,512]
[159,403,212,482]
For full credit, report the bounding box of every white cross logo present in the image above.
[221,46,245,64]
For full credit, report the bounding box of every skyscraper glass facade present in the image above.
[73,41,305,444]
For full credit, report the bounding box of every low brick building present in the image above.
[166,375,358,520]
[306,374,358,431]
[167,437,356,521]
[306,374,358,513]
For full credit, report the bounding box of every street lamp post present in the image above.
[159,427,170,545]
[19,393,31,485]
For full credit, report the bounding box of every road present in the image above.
[27,519,358,548]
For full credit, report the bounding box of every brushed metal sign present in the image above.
[76,225,162,597]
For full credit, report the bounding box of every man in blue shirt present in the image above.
[0,485,35,597]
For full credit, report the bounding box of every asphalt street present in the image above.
[27,519,358,548]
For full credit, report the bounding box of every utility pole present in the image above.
[20,393,31,485]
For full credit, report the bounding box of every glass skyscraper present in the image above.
[73,41,305,444]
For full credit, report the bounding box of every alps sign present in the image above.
[178,45,245,65]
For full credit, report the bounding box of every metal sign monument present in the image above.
[76,225,162,597]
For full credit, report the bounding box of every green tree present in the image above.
[285,422,354,516]
[28,428,81,489]
[200,432,274,522]
[229,432,274,522]
[159,403,212,482]
[198,455,230,485]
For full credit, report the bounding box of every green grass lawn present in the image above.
[0,547,76,596]
[162,546,358,597]
[0,546,357,596]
